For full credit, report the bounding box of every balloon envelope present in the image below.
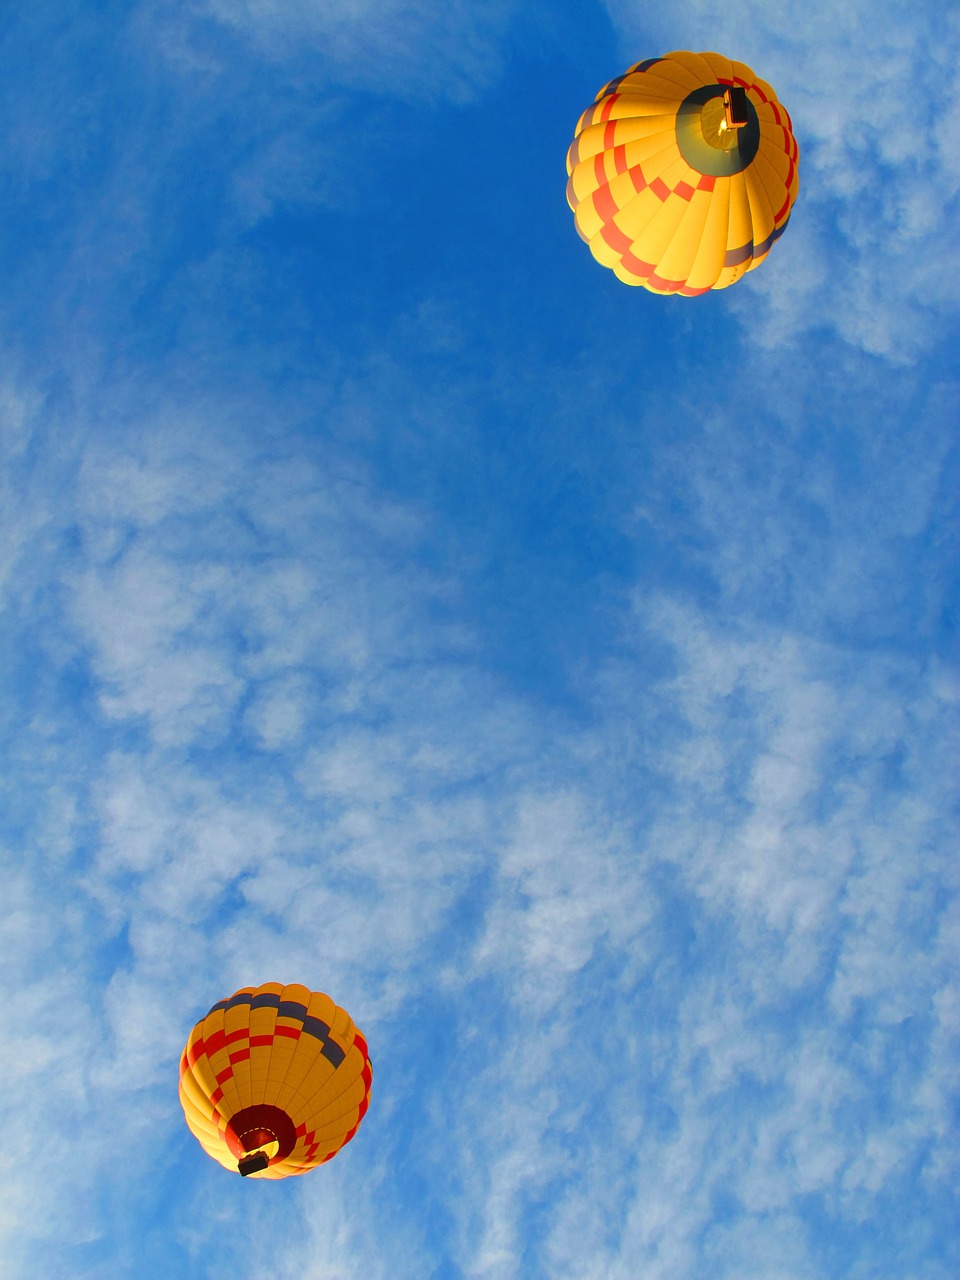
[566,50,799,294]
[179,982,372,1178]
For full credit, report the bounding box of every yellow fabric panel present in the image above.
[568,127,678,212]
[329,1002,355,1046]
[656,153,701,190]
[281,982,312,1007]
[311,989,345,1029]
[271,1038,319,1115]
[303,1071,367,1132]
[654,188,714,282]
[213,1073,244,1122]
[180,1066,216,1120]
[744,166,776,245]
[700,51,736,84]
[616,80,682,108]
[611,259,646,286]
[758,124,797,184]
[180,1077,228,1144]
[714,258,750,289]
[248,1004,278,1037]
[570,127,691,238]
[627,194,700,272]
[730,58,761,90]
[285,1070,341,1125]
[299,1038,364,1114]
[227,1004,256,1109]
[666,49,722,86]
[606,116,680,155]
[587,224,637,270]
[608,185,671,247]
[570,114,676,170]
[274,1037,335,1114]
[609,135,686,200]
[199,1142,236,1173]
[601,90,682,119]
[725,171,753,252]
[753,141,792,198]
[684,178,731,292]
[643,56,703,92]
[300,1126,355,1162]
[249,1040,273,1092]
[185,1048,220,1102]
[261,1034,298,1107]
[201,1007,225,1040]
[295,1094,362,1143]
[200,1047,244,1120]
[570,183,620,244]
[575,166,644,230]
[620,131,686,173]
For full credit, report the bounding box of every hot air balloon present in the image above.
[179,982,372,1178]
[566,50,799,294]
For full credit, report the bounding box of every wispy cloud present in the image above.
[602,0,960,359]
[0,3,956,1277]
[172,0,517,102]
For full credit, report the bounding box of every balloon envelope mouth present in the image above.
[225,1104,297,1165]
[238,1127,281,1160]
[675,84,761,176]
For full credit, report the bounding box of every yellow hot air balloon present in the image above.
[179,982,372,1178]
[566,50,799,294]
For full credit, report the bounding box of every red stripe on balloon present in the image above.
[619,249,655,278]
[592,182,619,225]
[600,221,634,254]
[599,93,620,121]
[648,271,684,292]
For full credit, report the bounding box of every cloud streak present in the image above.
[0,4,956,1277]
[603,0,960,359]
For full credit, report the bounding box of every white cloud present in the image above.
[1,364,955,1277]
[437,590,957,1277]
[601,0,960,359]
[168,0,516,103]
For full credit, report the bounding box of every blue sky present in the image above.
[0,1,957,1277]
